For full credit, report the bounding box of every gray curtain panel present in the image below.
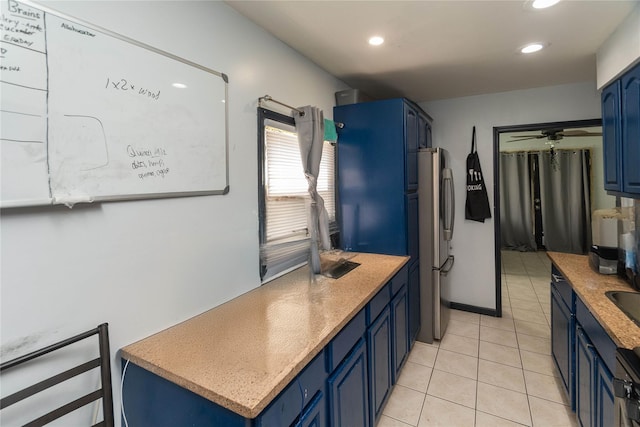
[500,152,537,251]
[537,149,592,254]
[293,106,331,274]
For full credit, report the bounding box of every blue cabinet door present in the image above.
[576,325,596,427]
[407,193,419,264]
[551,284,574,409]
[335,99,408,256]
[391,285,409,383]
[602,80,622,192]
[298,392,326,427]
[595,359,614,427]
[408,263,420,345]
[621,62,640,194]
[405,105,418,191]
[417,114,428,149]
[367,306,392,426]
[328,339,369,427]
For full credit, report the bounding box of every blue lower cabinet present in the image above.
[259,352,326,427]
[391,285,409,383]
[595,360,614,427]
[297,392,326,427]
[121,269,411,427]
[328,339,370,427]
[550,264,618,427]
[121,361,252,427]
[551,283,575,408]
[408,262,420,345]
[367,306,393,426]
[575,323,615,427]
[576,325,596,427]
[121,351,326,427]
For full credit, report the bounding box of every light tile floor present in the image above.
[379,250,578,427]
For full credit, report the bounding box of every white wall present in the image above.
[0,1,347,424]
[419,82,602,311]
[597,3,640,89]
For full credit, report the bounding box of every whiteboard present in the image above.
[0,0,229,208]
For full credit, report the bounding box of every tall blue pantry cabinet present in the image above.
[334,98,432,347]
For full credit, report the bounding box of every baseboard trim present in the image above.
[449,302,499,317]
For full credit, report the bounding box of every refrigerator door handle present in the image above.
[442,168,455,241]
[434,255,455,276]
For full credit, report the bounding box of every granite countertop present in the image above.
[547,251,640,350]
[121,252,409,419]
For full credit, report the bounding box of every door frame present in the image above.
[492,118,601,317]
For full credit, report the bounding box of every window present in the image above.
[258,108,337,282]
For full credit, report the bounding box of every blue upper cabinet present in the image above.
[602,80,622,192]
[335,99,407,255]
[621,62,640,194]
[405,106,419,191]
[602,61,640,196]
[335,98,430,257]
[417,114,431,149]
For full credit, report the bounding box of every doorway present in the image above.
[492,118,605,317]
[501,143,593,253]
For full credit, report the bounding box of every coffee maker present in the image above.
[618,198,640,291]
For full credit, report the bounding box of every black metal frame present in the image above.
[0,323,114,427]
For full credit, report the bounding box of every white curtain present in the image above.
[293,106,331,274]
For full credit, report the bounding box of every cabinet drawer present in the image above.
[390,265,408,297]
[367,284,391,325]
[326,309,366,372]
[551,266,574,311]
[575,297,616,374]
[259,351,326,427]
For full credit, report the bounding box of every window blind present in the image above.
[261,121,336,281]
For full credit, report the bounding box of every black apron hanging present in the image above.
[465,126,492,222]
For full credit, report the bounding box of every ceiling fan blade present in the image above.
[508,136,543,142]
[560,130,603,137]
[563,133,602,137]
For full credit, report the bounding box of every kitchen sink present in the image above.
[606,291,640,327]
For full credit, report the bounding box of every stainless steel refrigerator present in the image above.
[417,148,455,342]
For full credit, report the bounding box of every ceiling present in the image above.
[225,0,637,102]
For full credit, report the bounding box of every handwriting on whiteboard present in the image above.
[127,145,170,180]
[105,77,161,101]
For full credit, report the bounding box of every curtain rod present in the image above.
[259,95,344,128]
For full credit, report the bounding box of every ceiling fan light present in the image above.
[368,36,384,46]
[532,0,561,9]
[521,43,544,54]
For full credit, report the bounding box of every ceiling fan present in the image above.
[507,128,603,170]
[509,128,602,142]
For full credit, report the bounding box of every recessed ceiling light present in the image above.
[521,43,545,54]
[368,36,384,46]
[532,0,561,9]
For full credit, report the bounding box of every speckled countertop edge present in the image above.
[121,253,409,418]
[547,252,640,350]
